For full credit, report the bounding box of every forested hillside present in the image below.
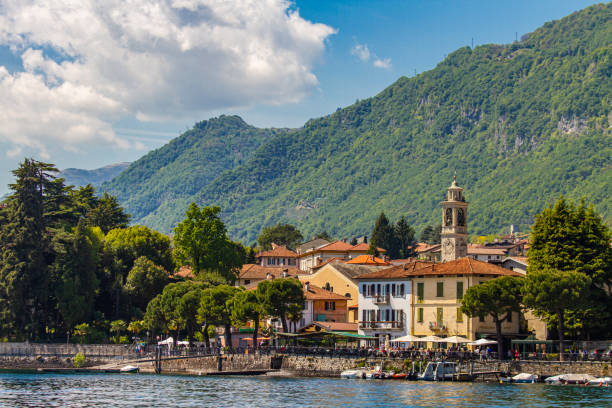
[106,3,612,244]
[101,115,278,227]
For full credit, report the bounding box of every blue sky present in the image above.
[0,0,603,195]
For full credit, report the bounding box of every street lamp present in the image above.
[66,330,70,345]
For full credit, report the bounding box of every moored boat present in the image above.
[501,373,538,384]
[545,374,596,385]
[418,361,457,381]
[340,369,364,379]
[119,365,139,373]
[586,377,612,386]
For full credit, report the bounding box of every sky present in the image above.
[0,0,604,195]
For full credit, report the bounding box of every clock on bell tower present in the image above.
[440,175,468,262]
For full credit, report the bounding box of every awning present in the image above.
[329,332,377,340]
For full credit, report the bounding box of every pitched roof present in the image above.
[346,254,391,266]
[239,264,306,280]
[415,243,441,253]
[503,256,529,265]
[311,257,345,271]
[415,258,524,277]
[347,242,386,253]
[467,245,508,255]
[256,244,298,258]
[296,238,331,254]
[356,261,434,279]
[312,321,358,332]
[326,262,391,280]
[303,282,349,300]
[318,240,355,251]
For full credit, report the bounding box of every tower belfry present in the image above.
[440,175,468,262]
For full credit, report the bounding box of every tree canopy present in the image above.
[257,223,303,251]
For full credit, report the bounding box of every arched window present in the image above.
[345,293,351,299]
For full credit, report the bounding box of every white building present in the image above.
[356,265,417,345]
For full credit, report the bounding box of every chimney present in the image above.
[282,269,288,278]
[305,281,310,292]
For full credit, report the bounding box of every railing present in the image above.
[358,320,404,330]
[373,294,390,304]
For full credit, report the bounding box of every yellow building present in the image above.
[298,260,389,323]
[409,258,523,340]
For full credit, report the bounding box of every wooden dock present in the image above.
[37,367,123,374]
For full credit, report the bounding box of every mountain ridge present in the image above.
[103,3,612,244]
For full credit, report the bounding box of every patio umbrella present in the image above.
[469,338,497,346]
[419,335,444,342]
[391,335,422,343]
[443,335,471,344]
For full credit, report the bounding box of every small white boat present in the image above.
[503,373,538,383]
[340,369,364,379]
[545,374,596,385]
[418,362,457,381]
[119,365,140,373]
[587,377,612,386]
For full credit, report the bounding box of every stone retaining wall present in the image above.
[0,355,120,369]
[507,360,610,377]
[0,343,132,357]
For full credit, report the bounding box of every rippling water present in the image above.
[0,372,609,407]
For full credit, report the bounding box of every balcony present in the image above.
[358,320,404,330]
[428,321,447,332]
[372,294,390,304]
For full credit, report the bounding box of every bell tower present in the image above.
[440,175,468,262]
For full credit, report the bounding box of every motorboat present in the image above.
[340,369,364,379]
[418,361,457,381]
[391,373,407,379]
[545,374,596,385]
[500,373,538,383]
[119,365,140,373]
[586,377,612,386]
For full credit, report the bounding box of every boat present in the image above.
[545,374,596,385]
[586,377,612,386]
[340,369,364,379]
[500,373,538,383]
[391,373,407,379]
[418,361,457,381]
[119,365,140,373]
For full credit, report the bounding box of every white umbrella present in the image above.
[419,335,444,343]
[391,334,422,343]
[469,338,497,346]
[443,335,471,344]
[157,336,173,345]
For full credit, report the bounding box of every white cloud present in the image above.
[0,0,336,153]
[373,57,392,69]
[351,41,391,69]
[351,43,370,62]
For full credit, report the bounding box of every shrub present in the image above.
[74,353,86,368]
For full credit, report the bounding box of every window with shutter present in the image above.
[417,282,424,303]
[436,282,444,297]
[457,281,464,300]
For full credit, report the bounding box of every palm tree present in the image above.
[110,320,127,343]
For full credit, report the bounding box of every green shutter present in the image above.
[417,282,424,303]
[436,282,444,297]
[456,281,463,299]
[436,308,443,326]
[417,308,424,323]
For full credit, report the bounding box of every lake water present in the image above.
[0,372,610,407]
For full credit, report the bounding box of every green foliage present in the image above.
[109,319,127,343]
[522,269,591,360]
[256,278,305,333]
[369,212,396,257]
[101,4,611,243]
[73,323,90,344]
[73,352,85,368]
[461,276,524,357]
[173,204,242,282]
[420,225,442,245]
[105,226,173,272]
[395,217,416,258]
[124,257,170,310]
[257,223,303,250]
[529,197,612,287]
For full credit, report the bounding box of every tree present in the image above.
[110,319,127,343]
[420,224,442,245]
[52,222,100,331]
[230,289,262,348]
[460,276,524,358]
[369,212,397,258]
[314,231,332,241]
[124,257,170,311]
[174,204,243,283]
[85,192,130,234]
[127,320,145,337]
[198,285,239,348]
[522,269,591,361]
[143,294,167,338]
[256,278,305,333]
[73,323,90,344]
[395,216,416,258]
[529,197,612,289]
[257,223,303,251]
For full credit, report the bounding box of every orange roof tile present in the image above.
[302,282,349,300]
[347,242,387,253]
[239,264,306,280]
[256,245,298,258]
[346,255,391,266]
[173,265,195,279]
[311,257,346,271]
[318,240,355,251]
[356,261,434,279]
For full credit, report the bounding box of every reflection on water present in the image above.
[0,373,610,408]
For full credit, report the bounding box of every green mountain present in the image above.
[105,4,612,244]
[101,116,279,227]
[60,162,130,187]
